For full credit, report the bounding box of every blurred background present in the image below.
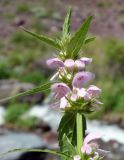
[0,0,124,160]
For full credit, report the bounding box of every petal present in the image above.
[84,133,102,144]
[81,144,92,155]
[60,97,68,109]
[80,57,92,65]
[77,88,87,97]
[51,83,70,98]
[73,155,81,160]
[72,72,95,88]
[71,93,78,101]
[75,60,85,70]
[64,59,75,70]
[46,58,64,69]
[87,85,101,98]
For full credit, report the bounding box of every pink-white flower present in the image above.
[80,57,92,65]
[60,97,68,109]
[87,85,101,98]
[73,155,81,160]
[72,72,95,88]
[64,59,75,70]
[51,83,70,99]
[46,58,64,69]
[81,133,101,155]
[81,133,109,157]
[75,60,85,70]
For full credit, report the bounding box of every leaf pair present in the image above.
[22,8,94,60]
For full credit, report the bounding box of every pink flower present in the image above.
[87,85,101,98]
[81,133,101,155]
[46,58,64,69]
[64,59,75,70]
[73,155,81,160]
[51,83,70,99]
[81,133,108,156]
[72,72,95,88]
[60,97,68,109]
[75,60,85,70]
[80,57,92,65]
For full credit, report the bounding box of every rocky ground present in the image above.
[0,0,124,40]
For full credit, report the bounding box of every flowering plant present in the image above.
[0,8,109,160]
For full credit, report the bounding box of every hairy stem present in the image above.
[76,112,83,155]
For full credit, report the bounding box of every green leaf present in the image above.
[67,16,93,58]
[85,37,95,44]
[62,7,72,38]
[0,82,51,103]
[23,28,61,50]
[60,134,76,157]
[58,112,76,151]
[0,148,68,159]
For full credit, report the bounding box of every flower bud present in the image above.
[80,57,92,65]
[75,60,85,70]
[64,59,75,70]
[46,58,64,69]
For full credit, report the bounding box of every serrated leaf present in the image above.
[85,37,95,44]
[23,28,61,50]
[62,7,72,38]
[60,134,76,158]
[0,148,68,159]
[67,16,93,58]
[0,82,51,103]
[58,112,76,151]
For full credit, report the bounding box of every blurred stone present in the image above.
[103,113,124,128]
[0,132,47,160]
[0,106,5,125]
[31,58,52,76]
[17,93,45,104]
[35,120,51,133]
[25,105,61,131]
[0,79,45,105]
[13,17,26,27]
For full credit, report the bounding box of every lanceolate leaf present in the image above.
[0,148,68,159]
[23,28,61,50]
[0,82,51,103]
[58,112,76,151]
[62,7,72,38]
[67,16,93,58]
[60,134,76,157]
